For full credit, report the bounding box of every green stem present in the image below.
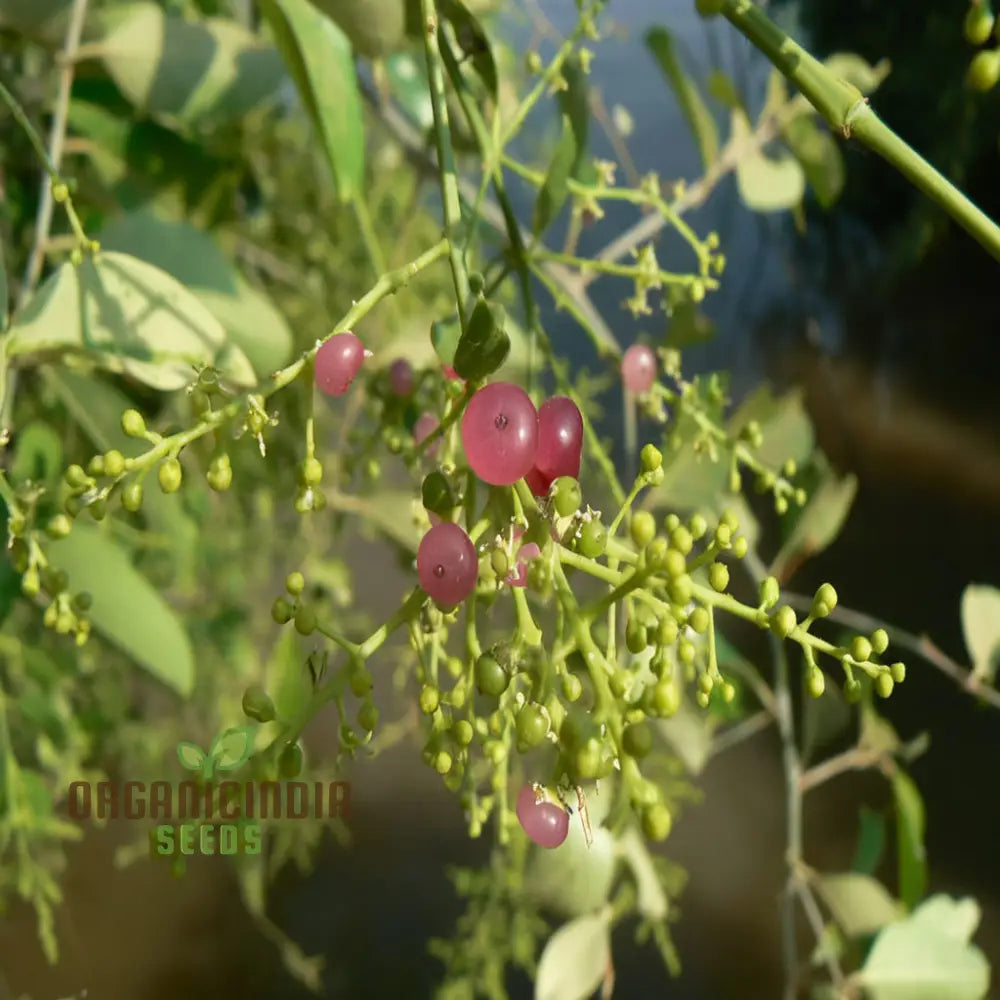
[420,0,470,329]
[720,0,1000,262]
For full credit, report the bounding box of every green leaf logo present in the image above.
[177,741,206,772]
[210,725,255,772]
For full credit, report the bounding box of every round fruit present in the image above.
[968,49,1000,91]
[388,358,414,396]
[515,703,549,747]
[965,5,995,45]
[621,344,657,394]
[551,476,582,516]
[315,332,365,396]
[417,521,478,605]
[515,785,569,848]
[577,519,607,558]
[461,382,539,486]
[525,396,583,496]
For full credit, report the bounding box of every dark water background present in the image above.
[3,1,1000,998]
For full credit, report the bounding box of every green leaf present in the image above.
[0,0,72,44]
[731,108,806,212]
[328,488,419,552]
[729,385,815,469]
[665,297,714,348]
[177,741,206,771]
[430,313,462,368]
[97,3,285,126]
[816,873,904,938]
[385,52,433,129]
[0,500,20,628]
[960,584,1000,683]
[533,116,578,236]
[534,912,611,1000]
[860,895,989,1000]
[6,252,256,391]
[619,826,668,920]
[706,68,743,110]
[783,115,845,209]
[265,627,312,723]
[823,53,891,95]
[210,725,255,771]
[260,0,365,201]
[0,237,8,332]
[770,469,857,580]
[438,0,498,99]
[98,209,293,376]
[646,26,718,169]
[852,807,887,876]
[46,522,195,695]
[892,770,927,910]
[9,421,63,484]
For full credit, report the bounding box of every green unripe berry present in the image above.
[721,681,736,704]
[552,476,582,517]
[657,616,679,646]
[652,679,680,717]
[278,743,303,778]
[850,636,873,663]
[630,510,656,548]
[419,685,441,714]
[64,464,89,489]
[293,605,317,635]
[968,48,1000,91]
[453,719,474,746]
[807,670,825,699]
[669,525,693,555]
[875,672,894,699]
[689,513,708,540]
[626,619,648,654]
[121,409,146,438]
[794,488,808,507]
[475,653,508,697]
[577,519,607,558]
[708,562,729,592]
[21,567,40,597]
[771,605,797,639]
[515,703,549,748]
[642,802,673,841]
[965,5,996,46]
[658,547,685,579]
[301,457,323,487]
[63,495,83,518]
[285,572,305,596]
[157,458,182,494]
[890,662,906,684]
[695,689,710,708]
[697,672,714,695]
[688,606,710,634]
[664,513,681,533]
[433,750,453,775]
[87,455,105,476]
[490,548,510,578]
[715,523,732,548]
[643,538,669,572]
[812,583,837,617]
[348,668,373,697]
[760,575,780,609]
[609,668,630,698]
[640,443,662,473]
[358,701,380,732]
[121,481,143,512]
[46,514,72,539]
[720,509,739,533]
[622,721,653,758]
[667,573,692,605]
[561,673,583,702]
[88,498,107,521]
[844,677,862,703]
[678,639,696,665]
[575,738,604,779]
[55,610,74,634]
[104,450,126,478]
[871,628,890,655]
[242,684,275,723]
[731,536,748,559]
[775,495,789,515]
[271,597,293,624]
[207,455,232,492]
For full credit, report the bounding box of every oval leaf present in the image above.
[98,210,293,376]
[783,114,845,209]
[534,912,611,1000]
[46,522,195,695]
[260,0,365,201]
[210,725,255,770]
[265,628,312,723]
[618,826,668,920]
[732,109,806,211]
[177,741,206,771]
[960,584,1000,683]
[10,421,63,485]
[892,769,927,911]
[6,251,256,391]
[816,873,904,938]
[98,3,285,126]
[0,235,8,332]
[438,0,498,98]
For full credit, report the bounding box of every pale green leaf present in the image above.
[960,584,1000,683]
[210,725,255,770]
[9,421,63,484]
[0,237,7,332]
[657,690,716,775]
[892,770,927,910]
[46,522,195,695]
[177,741,206,770]
[706,68,743,110]
[851,806,887,876]
[618,826,668,920]
[732,109,806,212]
[859,700,900,756]
[729,385,815,470]
[385,52,433,129]
[816,873,903,938]
[783,114,845,209]
[860,895,989,1000]
[6,252,256,391]
[98,3,285,125]
[646,26,718,169]
[534,912,611,1000]
[260,0,365,201]
[0,0,72,43]
[328,488,420,552]
[265,627,312,723]
[98,209,293,375]
[823,53,891,95]
[911,896,982,943]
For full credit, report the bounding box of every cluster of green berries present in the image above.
[965,2,1000,90]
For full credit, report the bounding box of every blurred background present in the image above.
[1,0,999,997]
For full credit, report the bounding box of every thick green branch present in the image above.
[720,0,1000,263]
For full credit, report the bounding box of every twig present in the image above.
[799,746,889,794]
[782,592,1000,711]
[794,878,848,996]
[708,708,773,757]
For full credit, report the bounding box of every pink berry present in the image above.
[461,382,539,486]
[414,413,441,457]
[525,396,583,497]
[443,364,462,381]
[417,522,478,605]
[388,358,414,396]
[516,785,569,848]
[621,344,657,394]
[315,331,365,396]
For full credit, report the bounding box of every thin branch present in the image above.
[708,708,773,758]
[799,746,889,794]
[794,878,848,996]
[782,592,1000,710]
